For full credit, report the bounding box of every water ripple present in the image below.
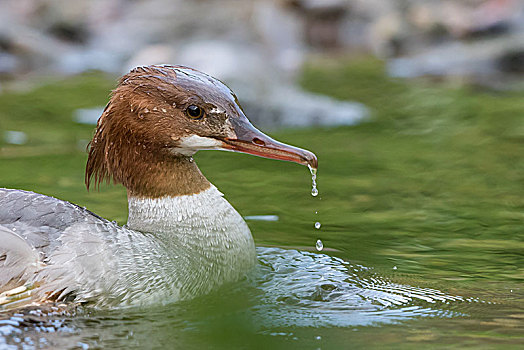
[250,247,466,327]
[0,247,475,348]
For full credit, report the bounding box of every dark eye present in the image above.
[186,105,204,119]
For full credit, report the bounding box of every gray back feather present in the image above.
[0,225,40,289]
[0,188,109,295]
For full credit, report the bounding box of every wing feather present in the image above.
[0,225,40,291]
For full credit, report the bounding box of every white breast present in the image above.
[126,185,257,301]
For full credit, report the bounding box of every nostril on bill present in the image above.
[252,138,265,146]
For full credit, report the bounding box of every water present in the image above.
[2,125,523,350]
[0,248,479,349]
[2,149,522,349]
[308,164,318,197]
[1,60,523,348]
[310,166,322,253]
[2,137,523,350]
[315,239,323,251]
[244,215,279,222]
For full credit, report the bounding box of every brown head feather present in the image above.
[85,65,240,198]
[85,64,317,198]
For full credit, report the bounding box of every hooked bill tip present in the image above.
[304,151,318,170]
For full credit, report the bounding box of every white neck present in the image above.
[125,185,256,300]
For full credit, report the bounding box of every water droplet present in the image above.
[314,222,321,229]
[393,266,397,270]
[315,239,323,251]
[308,164,318,197]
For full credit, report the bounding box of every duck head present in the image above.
[86,65,317,197]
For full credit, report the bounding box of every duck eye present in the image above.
[186,105,204,119]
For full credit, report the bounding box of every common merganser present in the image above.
[0,65,317,308]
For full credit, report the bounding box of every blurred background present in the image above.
[2,0,524,82]
[0,1,523,349]
[1,0,524,128]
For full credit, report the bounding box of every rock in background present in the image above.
[0,0,369,128]
[1,0,523,126]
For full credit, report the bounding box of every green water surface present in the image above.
[0,58,523,349]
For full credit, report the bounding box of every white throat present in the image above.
[127,185,243,234]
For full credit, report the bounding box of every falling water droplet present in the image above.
[308,164,318,197]
[315,239,323,251]
[314,222,321,229]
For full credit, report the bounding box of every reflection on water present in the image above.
[1,247,479,349]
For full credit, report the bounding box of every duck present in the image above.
[0,65,317,309]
